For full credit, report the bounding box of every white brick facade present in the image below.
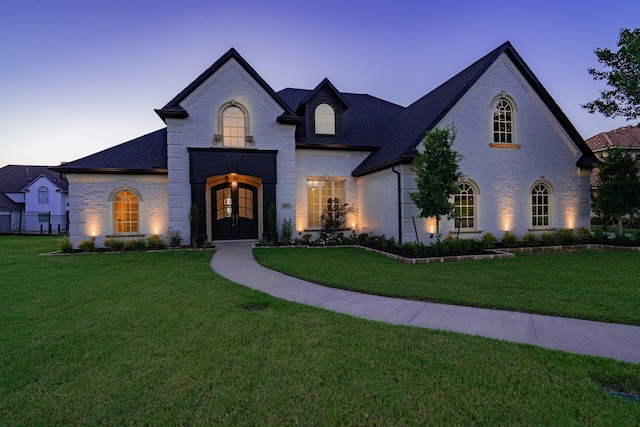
[67,174,168,246]
[429,55,590,239]
[295,149,369,234]
[61,45,593,248]
[167,58,296,240]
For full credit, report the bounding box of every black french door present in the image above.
[212,183,258,240]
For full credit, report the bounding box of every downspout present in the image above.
[391,164,402,243]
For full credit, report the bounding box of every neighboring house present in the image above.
[52,42,597,247]
[585,125,640,189]
[0,165,69,233]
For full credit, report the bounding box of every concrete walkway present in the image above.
[210,241,640,363]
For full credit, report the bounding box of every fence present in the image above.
[0,210,68,234]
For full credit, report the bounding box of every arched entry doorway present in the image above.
[212,181,258,240]
[206,174,263,240]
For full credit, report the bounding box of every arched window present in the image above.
[493,98,513,143]
[454,182,476,229]
[222,105,246,147]
[114,190,139,233]
[38,186,49,204]
[531,183,550,227]
[314,103,335,135]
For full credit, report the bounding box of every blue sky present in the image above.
[1,0,638,165]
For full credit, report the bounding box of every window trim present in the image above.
[490,94,519,148]
[37,186,49,204]
[111,188,141,234]
[530,180,553,229]
[306,176,345,230]
[452,180,479,232]
[314,103,336,135]
[216,100,251,147]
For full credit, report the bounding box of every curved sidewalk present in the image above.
[211,241,640,363]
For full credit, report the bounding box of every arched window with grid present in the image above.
[493,98,513,144]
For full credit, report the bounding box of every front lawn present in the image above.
[254,247,640,325]
[1,236,639,425]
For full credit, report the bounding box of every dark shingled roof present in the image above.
[278,88,404,148]
[57,42,597,176]
[0,165,68,192]
[0,192,21,209]
[51,129,168,174]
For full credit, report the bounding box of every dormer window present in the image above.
[314,103,335,135]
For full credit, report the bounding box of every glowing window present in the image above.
[531,184,550,227]
[114,190,139,233]
[222,106,246,147]
[314,103,335,135]
[307,179,344,228]
[454,183,475,229]
[493,99,513,143]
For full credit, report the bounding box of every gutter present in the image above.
[392,164,402,243]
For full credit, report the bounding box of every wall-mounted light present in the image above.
[231,180,238,189]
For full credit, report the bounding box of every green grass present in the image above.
[254,247,640,326]
[1,236,639,425]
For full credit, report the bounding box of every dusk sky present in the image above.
[1,0,638,166]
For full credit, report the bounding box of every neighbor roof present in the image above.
[51,129,168,174]
[586,125,640,152]
[0,192,21,209]
[0,165,68,193]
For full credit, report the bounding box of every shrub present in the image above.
[147,235,167,250]
[470,238,487,254]
[522,233,539,247]
[615,232,637,246]
[125,238,147,251]
[78,238,96,252]
[556,228,576,245]
[103,237,125,251]
[433,238,450,257]
[576,226,592,243]
[166,228,182,247]
[482,232,497,249]
[540,232,559,246]
[501,231,519,248]
[401,241,429,257]
[357,232,371,246]
[188,204,199,247]
[281,219,293,245]
[267,203,277,244]
[320,202,357,240]
[57,236,73,253]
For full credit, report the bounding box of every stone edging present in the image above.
[254,243,640,264]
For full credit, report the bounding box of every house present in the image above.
[586,125,640,189]
[0,165,69,233]
[52,42,597,247]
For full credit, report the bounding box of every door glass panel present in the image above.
[216,188,232,220]
[238,187,253,220]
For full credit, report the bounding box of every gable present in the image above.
[155,48,300,125]
[0,165,68,193]
[352,42,598,176]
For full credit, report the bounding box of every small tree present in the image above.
[582,28,640,121]
[188,204,199,247]
[320,201,357,240]
[592,147,640,235]
[409,127,464,236]
[267,203,277,243]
